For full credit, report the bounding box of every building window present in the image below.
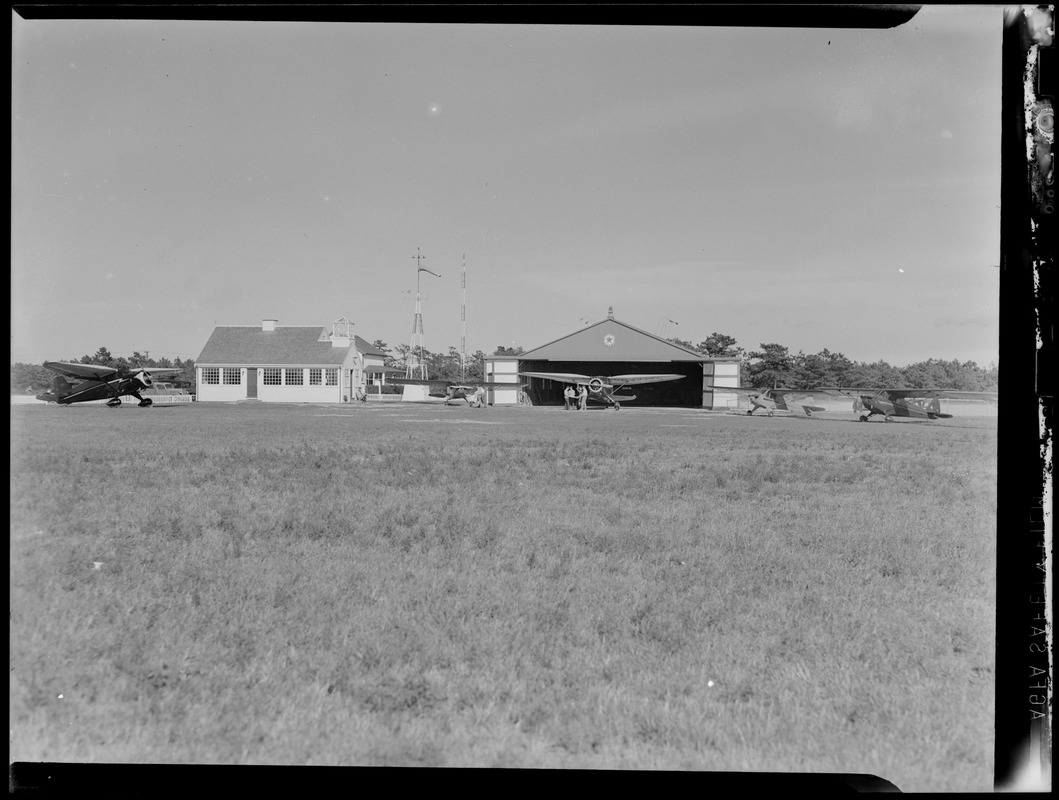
[285,368,303,385]
[202,368,220,385]
[223,368,241,385]
[309,368,322,386]
[325,369,338,386]
[263,368,281,385]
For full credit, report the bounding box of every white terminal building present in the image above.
[195,317,396,403]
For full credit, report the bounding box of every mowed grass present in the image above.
[9,402,997,791]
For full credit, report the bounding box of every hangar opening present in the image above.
[520,359,703,407]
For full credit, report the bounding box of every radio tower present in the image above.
[407,248,441,379]
[460,255,467,381]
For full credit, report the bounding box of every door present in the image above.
[246,368,257,399]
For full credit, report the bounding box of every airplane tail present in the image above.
[924,397,953,419]
[36,375,73,403]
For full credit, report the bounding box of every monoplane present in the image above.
[36,362,186,407]
[519,372,685,409]
[707,385,827,418]
[821,387,999,423]
[387,377,527,406]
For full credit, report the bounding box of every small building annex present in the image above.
[195,318,390,403]
[484,308,741,408]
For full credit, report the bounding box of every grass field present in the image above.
[9,401,998,791]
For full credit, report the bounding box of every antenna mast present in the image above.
[460,255,467,381]
[407,248,441,379]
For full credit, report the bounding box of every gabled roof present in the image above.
[353,335,388,358]
[197,326,349,365]
[520,317,709,362]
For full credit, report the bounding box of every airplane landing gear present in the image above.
[746,409,754,415]
[138,398,153,407]
[106,398,121,407]
[859,414,869,422]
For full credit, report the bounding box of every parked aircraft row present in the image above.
[33,362,998,423]
[711,385,999,422]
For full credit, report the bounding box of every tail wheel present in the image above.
[767,410,774,417]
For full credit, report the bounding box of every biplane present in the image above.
[821,387,999,422]
[707,385,827,418]
[387,377,527,406]
[35,362,186,407]
[519,372,685,409]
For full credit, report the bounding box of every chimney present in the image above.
[262,319,277,332]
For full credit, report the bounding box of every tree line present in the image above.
[10,336,997,394]
[664,334,998,391]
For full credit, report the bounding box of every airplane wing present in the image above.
[519,372,594,384]
[604,374,685,386]
[883,388,998,402]
[387,377,451,392]
[452,382,528,390]
[389,378,525,389]
[704,384,761,396]
[136,367,185,376]
[824,387,999,403]
[43,362,119,382]
[705,384,791,397]
[521,372,684,386]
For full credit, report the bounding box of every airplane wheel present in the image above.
[138,398,153,407]
[746,410,753,415]
[106,399,121,407]
[859,415,868,422]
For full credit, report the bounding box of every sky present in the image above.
[11,7,1003,368]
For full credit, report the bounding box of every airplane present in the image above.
[706,385,827,418]
[820,387,1000,423]
[387,377,527,406]
[519,372,685,409]
[35,362,186,407]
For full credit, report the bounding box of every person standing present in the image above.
[578,384,588,410]
[563,384,575,410]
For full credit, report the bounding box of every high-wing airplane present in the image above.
[519,372,685,409]
[387,377,527,406]
[821,387,1000,423]
[707,385,827,418]
[35,362,186,407]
